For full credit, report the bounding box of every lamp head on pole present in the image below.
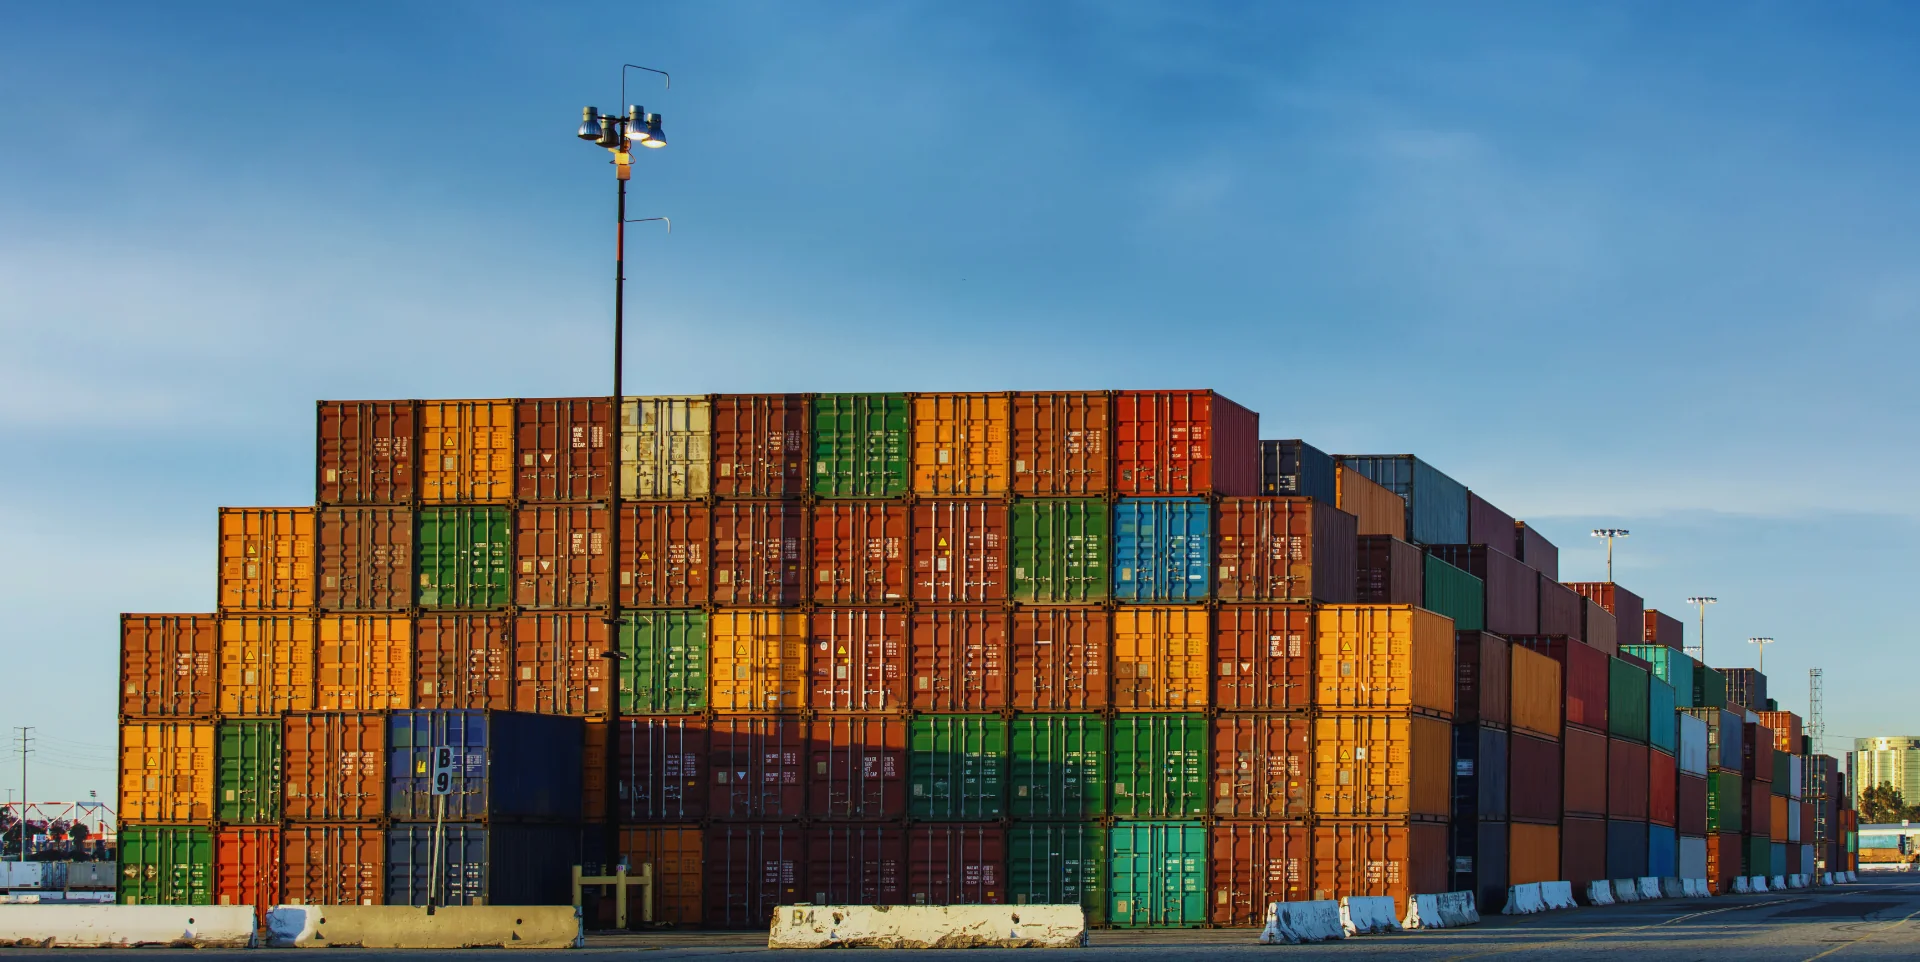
[641,112,665,148]
[1687,596,1717,606]
[577,107,603,141]
[1591,528,1630,539]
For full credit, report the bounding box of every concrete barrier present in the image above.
[0,905,256,947]
[1541,881,1576,911]
[1849,871,1858,882]
[1659,878,1685,898]
[1732,877,1752,894]
[1611,880,1641,903]
[266,905,582,949]
[1259,901,1345,944]
[1502,883,1545,915]
[1750,876,1770,892]
[1339,896,1400,935]
[1636,877,1661,900]
[1402,892,1476,930]
[1770,876,1786,892]
[1585,881,1615,906]
[768,905,1086,949]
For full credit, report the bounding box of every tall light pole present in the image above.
[1686,596,1717,664]
[1591,529,1629,582]
[1748,637,1776,675]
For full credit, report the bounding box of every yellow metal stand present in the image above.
[572,862,654,930]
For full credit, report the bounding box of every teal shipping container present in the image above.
[1623,644,1697,708]
[1649,678,1678,755]
[1609,658,1651,744]
[1694,665,1727,709]
[812,393,909,497]
[910,715,1008,820]
[1333,454,1469,546]
[1111,498,1210,602]
[1422,554,1485,632]
[1009,822,1105,923]
[1009,714,1108,818]
[1108,821,1207,927]
[1110,714,1207,817]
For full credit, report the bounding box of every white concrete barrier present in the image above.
[267,905,582,949]
[1637,878,1661,900]
[1339,896,1400,936]
[1732,877,1752,894]
[1586,881,1615,906]
[1659,878,1685,898]
[1501,883,1544,915]
[1819,873,1831,886]
[1769,875,1786,892]
[1401,891,1477,930]
[1611,879,1641,903]
[1750,876,1770,892]
[1849,871,1858,882]
[1259,901,1345,944]
[767,905,1086,950]
[1541,881,1577,911]
[1438,891,1478,927]
[0,905,257,948]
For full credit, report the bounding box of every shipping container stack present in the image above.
[1622,641,1709,884]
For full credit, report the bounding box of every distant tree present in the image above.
[1861,782,1907,823]
[68,822,89,843]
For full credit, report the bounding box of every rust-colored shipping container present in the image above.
[1009,608,1109,711]
[1766,792,1787,843]
[1113,390,1259,497]
[1651,748,1677,827]
[711,394,809,499]
[809,608,909,712]
[218,615,315,716]
[316,507,411,611]
[1311,820,1447,917]
[1353,534,1421,605]
[1209,822,1311,926]
[1507,646,1560,742]
[283,712,385,821]
[583,720,608,819]
[515,504,610,608]
[1757,711,1804,752]
[621,503,710,608]
[909,608,1008,711]
[1113,606,1209,711]
[419,399,514,503]
[414,613,514,710]
[316,400,416,505]
[709,715,807,820]
[1564,725,1609,817]
[1645,609,1685,650]
[1213,605,1312,712]
[1560,815,1608,889]
[119,721,214,822]
[1336,467,1406,540]
[1426,544,1538,637]
[1455,631,1511,727]
[513,612,610,715]
[1510,730,1563,824]
[1705,832,1741,894]
[1466,492,1516,547]
[1608,738,1649,820]
[911,393,1010,497]
[809,715,908,820]
[1509,822,1559,885]
[908,823,1006,906]
[811,502,909,605]
[1211,713,1311,818]
[1581,599,1617,656]
[611,827,703,925]
[316,614,411,711]
[606,716,709,822]
[515,397,611,502]
[1745,722,1776,779]
[1216,498,1357,604]
[1313,713,1450,820]
[711,610,808,712]
[1536,579,1585,639]
[806,824,907,905]
[122,613,219,717]
[1511,636,1606,732]
[1009,391,1109,496]
[283,823,384,905]
[1678,772,1708,836]
[1567,583,1643,655]
[1313,605,1455,717]
[218,507,314,612]
[215,825,280,920]
[912,501,1007,603]
[703,823,803,929]
[710,502,805,606]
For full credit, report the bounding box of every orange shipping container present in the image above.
[1508,822,1560,885]
[316,400,416,505]
[121,613,219,717]
[617,827,704,926]
[283,712,386,821]
[911,501,1007,603]
[316,506,412,611]
[809,608,909,712]
[1311,820,1448,917]
[315,615,412,711]
[419,399,515,503]
[514,612,612,715]
[909,609,1008,711]
[1008,608,1109,711]
[710,394,808,499]
[283,823,384,905]
[119,721,215,822]
[515,504,611,608]
[218,508,314,612]
[1213,605,1312,712]
[1211,713,1311,818]
[1771,796,1790,843]
[621,503,710,608]
[1208,822,1311,927]
[1008,391,1109,496]
[515,397,612,502]
[1313,605,1454,717]
[1215,498,1359,604]
[1112,606,1209,711]
[1757,711,1804,752]
[414,613,514,710]
[1312,713,1451,820]
[911,393,1010,497]
[215,826,280,921]
[1509,643,1564,739]
[710,609,808,712]
[710,503,805,606]
[811,502,909,604]
[218,615,315,716]
[1335,466,1406,540]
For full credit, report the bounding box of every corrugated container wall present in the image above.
[1513,637,1607,732]
[1650,678,1678,754]
[514,505,610,609]
[417,507,511,609]
[1514,522,1558,581]
[1112,390,1259,497]
[120,721,215,822]
[1108,821,1207,927]
[1211,713,1311,818]
[1258,439,1336,503]
[1010,822,1104,921]
[1354,535,1422,605]
[1453,724,1509,820]
[1560,816,1608,889]
[215,826,280,920]
[1646,609,1685,650]
[388,710,583,821]
[908,715,1008,820]
[908,824,1007,908]
[1580,599,1617,656]
[1509,644,1563,740]
[911,393,1009,497]
[1215,498,1356,604]
[813,393,909,498]
[118,825,213,906]
[1313,713,1451,819]
[1208,822,1309,926]
[282,712,385,821]
[122,613,219,718]
[415,613,513,710]
[812,502,909,604]
[317,507,412,611]
[708,716,807,820]
[218,615,316,716]
[1110,714,1208,818]
[1455,632,1511,727]
[1509,731,1562,823]
[1509,822,1560,886]
[514,611,611,715]
[217,718,281,823]
[709,610,806,712]
[1609,658,1651,743]
[710,394,808,499]
[1536,579,1585,639]
[1008,391,1109,497]
[710,503,806,606]
[218,508,314,613]
[515,398,611,502]
[1009,713,1108,818]
[282,823,384,906]
[316,614,411,711]
[1311,821,1448,918]
[316,400,416,505]
[803,823,905,906]
[912,501,1007,604]
[621,504,710,608]
[808,608,907,713]
[1335,468,1406,541]
[1567,584,1643,657]
[1009,608,1108,711]
[1421,555,1484,633]
[1009,499,1107,604]
[1426,544,1537,636]
[621,396,711,499]
[386,823,581,907]
[1112,498,1210,602]
[911,608,1008,711]
[1314,605,1455,716]
[1563,726,1608,817]
[1623,645,1696,709]
[619,609,708,713]
[1213,605,1311,712]
[1333,455,1469,546]
[419,400,514,504]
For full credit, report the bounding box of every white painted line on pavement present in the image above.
[1433,900,1797,962]
[1798,906,1920,962]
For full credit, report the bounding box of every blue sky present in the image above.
[4,2,1917,800]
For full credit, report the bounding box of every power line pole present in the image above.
[13,727,31,863]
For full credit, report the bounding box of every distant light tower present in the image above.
[1591,529,1630,582]
[1748,636,1776,675]
[1686,596,1717,663]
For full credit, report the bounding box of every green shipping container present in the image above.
[1421,554,1484,632]
[1009,822,1106,923]
[1009,714,1108,818]
[216,719,281,823]
[118,825,213,905]
[1707,771,1743,833]
[618,609,707,713]
[417,506,510,608]
[1694,665,1726,709]
[1110,714,1207,818]
[812,393,909,497]
[1608,658,1651,744]
[1009,499,1108,603]
[1107,821,1207,927]
[1772,752,1790,796]
[910,715,1007,820]
[1648,678,1678,755]
[1746,835,1772,876]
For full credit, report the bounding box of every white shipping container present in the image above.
[1678,835,1708,880]
[1788,756,1805,800]
[620,396,711,499]
[1789,802,1802,843]
[1678,712,1709,776]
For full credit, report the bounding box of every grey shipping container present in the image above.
[1454,723,1509,821]
[1722,669,1768,712]
[387,710,584,821]
[386,822,583,906]
[1333,455,1469,546]
[1258,440,1336,504]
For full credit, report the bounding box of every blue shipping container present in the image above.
[386,822,583,906]
[1258,440,1336,504]
[1648,824,1677,878]
[1607,819,1649,879]
[1334,455,1469,546]
[1452,818,1509,914]
[1452,724,1509,821]
[1771,842,1786,876]
[1112,499,1210,602]
[1649,679,1678,755]
[388,710,584,821]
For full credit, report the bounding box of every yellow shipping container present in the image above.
[709,609,806,711]
[1314,605,1454,716]
[420,400,515,503]
[621,396,711,499]
[120,721,216,822]
[219,615,315,716]
[218,507,314,612]
[1112,605,1209,710]
[1509,822,1560,885]
[1313,713,1451,819]
[1510,643,1563,739]
[317,615,413,711]
[911,393,1010,497]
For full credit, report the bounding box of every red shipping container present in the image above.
[1609,738,1649,820]
[1354,535,1423,605]
[1515,522,1559,581]
[1112,390,1259,497]
[1677,772,1708,836]
[1706,832,1741,894]
[1466,491,1516,547]
[1563,726,1609,817]
[621,503,710,608]
[1567,583,1644,655]
[1645,609,1685,649]
[910,609,1008,711]
[1426,545,1539,637]
[907,824,1005,905]
[805,824,906,905]
[1310,821,1447,917]
[1560,816,1608,889]
[711,394,809,499]
[809,608,909,712]
[283,712,386,821]
[709,715,806,820]
[1581,599,1617,656]
[1537,579,1585,639]
[414,613,514,710]
[1008,391,1110,497]
[316,507,412,611]
[514,504,610,609]
[1213,605,1312,712]
[1511,637,1608,732]
[711,503,805,606]
[1008,608,1109,711]
[1786,843,1803,875]
[317,400,417,505]
[808,715,908,820]
[1746,779,1771,838]
[1209,822,1312,926]
[614,716,709,822]
[1509,731,1563,824]
[216,826,280,921]
[513,612,610,715]
[1215,498,1358,604]
[515,397,612,502]
[704,823,803,929]
[121,613,220,718]
[911,501,1007,604]
[811,502,909,604]
[1210,713,1311,818]
[282,823,384,906]
[1650,748,1677,827]
[1745,723,1776,780]
[1455,631,1512,727]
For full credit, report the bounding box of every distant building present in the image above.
[1851,737,1920,810]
